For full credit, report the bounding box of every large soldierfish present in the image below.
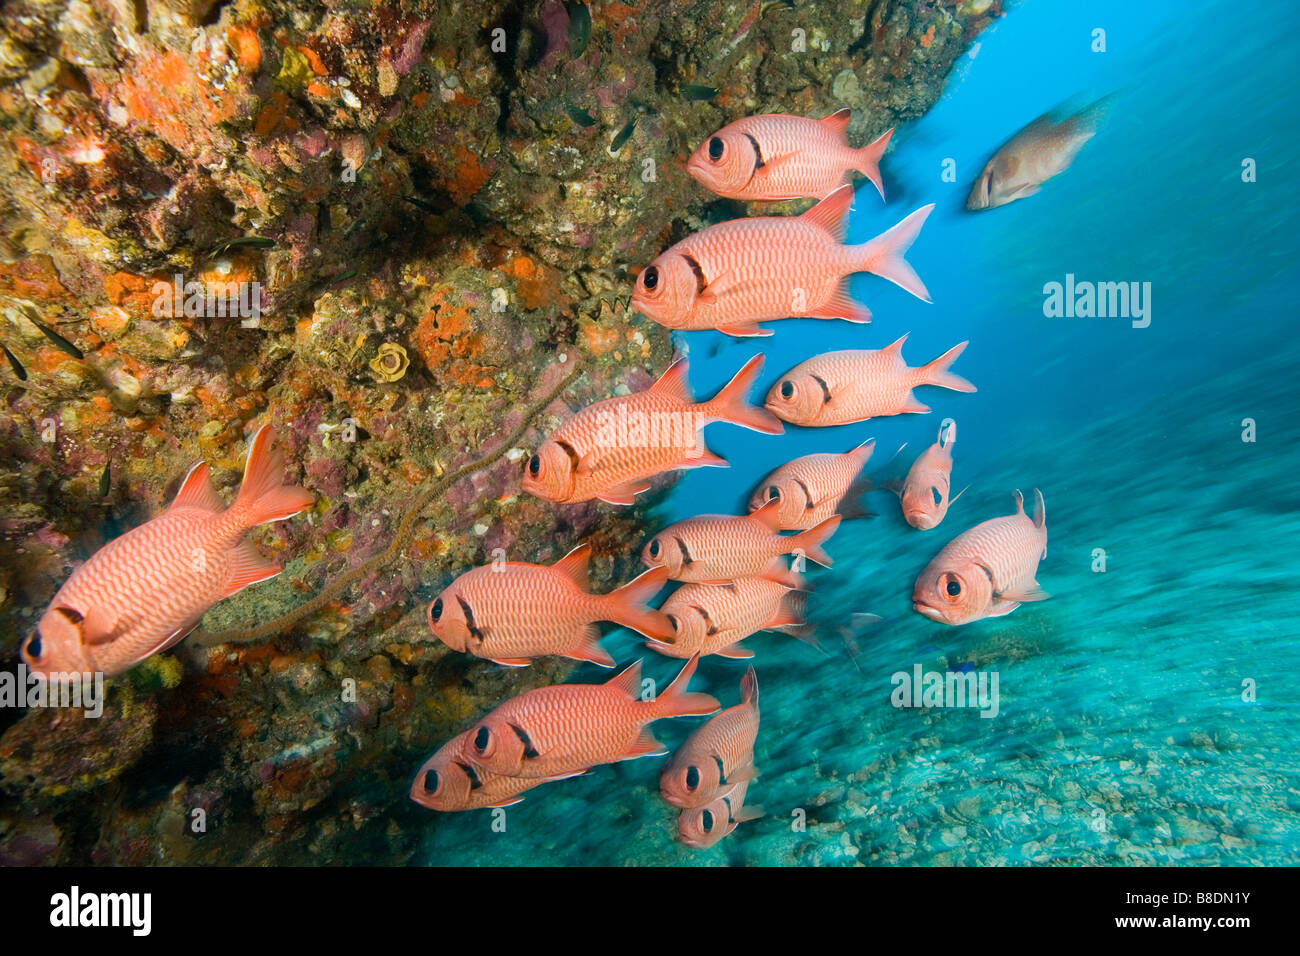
[687,109,893,201]
[631,185,933,336]
[22,426,313,679]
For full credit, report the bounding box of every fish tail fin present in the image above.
[852,127,893,200]
[915,341,977,393]
[706,354,784,434]
[656,653,720,718]
[604,567,675,644]
[233,426,314,526]
[852,204,934,302]
[789,514,842,568]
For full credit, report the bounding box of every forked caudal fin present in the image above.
[706,354,784,435]
[852,204,935,302]
[788,514,842,568]
[233,426,315,527]
[853,127,894,201]
[655,653,721,718]
[603,566,675,644]
[915,341,977,394]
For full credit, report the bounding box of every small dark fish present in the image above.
[1,343,26,381]
[565,102,596,127]
[98,463,111,498]
[27,317,83,359]
[403,194,439,214]
[211,236,276,256]
[329,269,359,288]
[681,84,719,102]
[949,661,976,674]
[609,116,636,152]
[566,2,591,59]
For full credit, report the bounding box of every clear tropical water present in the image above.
[419,0,1300,865]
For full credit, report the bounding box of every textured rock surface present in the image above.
[0,0,998,863]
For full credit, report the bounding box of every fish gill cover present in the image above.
[0,0,1296,873]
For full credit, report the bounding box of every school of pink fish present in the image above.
[27,105,1053,854]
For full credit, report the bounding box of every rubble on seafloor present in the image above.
[0,0,1000,863]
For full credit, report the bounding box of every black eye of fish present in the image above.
[708,136,724,161]
[932,487,943,506]
[648,539,661,558]
[474,726,491,752]
[430,598,443,622]
[528,454,541,477]
[24,632,41,659]
[701,809,715,831]
[946,579,962,597]
[767,485,781,501]
[423,769,438,793]
[643,265,659,290]
[780,380,794,399]
[686,766,700,790]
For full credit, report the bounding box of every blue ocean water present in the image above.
[419,0,1299,864]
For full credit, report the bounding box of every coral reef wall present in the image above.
[0,0,998,864]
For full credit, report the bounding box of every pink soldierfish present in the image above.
[427,545,673,666]
[631,185,933,336]
[641,499,841,583]
[748,439,876,531]
[886,419,966,530]
[650,578,812,660]
[687,109,893,201]
[912,489,1050,626]
[661,667,761,809]
[523,354,781,506]
[21,426,313,679]
[458,654,719,779]
[409,728,583,812]
[677,779,763,849]
[764,335,976,427]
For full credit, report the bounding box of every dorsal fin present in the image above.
[608,659,643,697]
[820,107,852,137]
[1012,489,1026,515]
[647,358,693,404]
[882,333,908,356]
[800,184,854,240]
[552,543,592,589]
[169,462,225,513]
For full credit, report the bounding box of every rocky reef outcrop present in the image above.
[0,0,1000,864]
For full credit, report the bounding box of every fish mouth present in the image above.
[912,601,948,624]
[905,511,936,530]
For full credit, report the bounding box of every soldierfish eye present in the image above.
[474,726,491,753]
[767,485,781,501]
[423,769,438,793]
[946,578,962,597]
[708,136,724,162]
[23,632,41,659]
[648,539,662,558]
[528,454,541,477]
[686,766,700,790]
[701,809,715,831]
[932,487,943,506]
[431,598,443,622]
[780,380,794,399]
[643,265,659,290]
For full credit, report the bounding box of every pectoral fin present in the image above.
[999,582,1050,603]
